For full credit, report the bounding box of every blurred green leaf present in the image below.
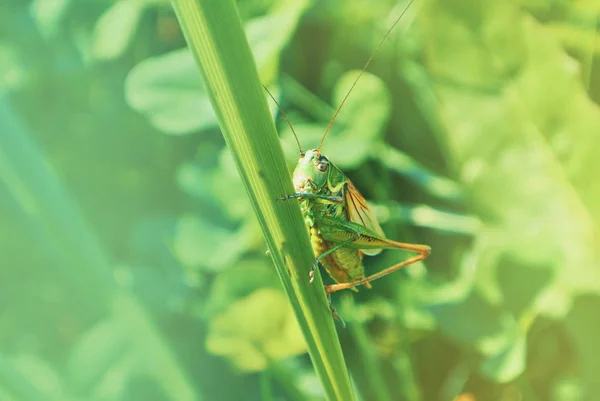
[548,23,600,58]
[479,333,526,383]
[0,357,55,401]
[30,0,70,39]
[497,261,554,318]
[565,295,600,400]
[552,376,584,401]
[376,144,464,202]
[429,290,517,357]
[12,354,63,397]
[204,259,281,318]
[245,0,311,83]
[211,149,256,221]
[174,215,258,271]
[92,0,145,61]
[126,0,310,135]
[206,287,307,372]
[67,317,130,392]
[173,148,262,271]
[126,48,217,134]
[0,44,25,91]
[66,296,199,400]
[178,148,255,220]
[418,0,600,385]
[374,201,480,234]
[420,0,525,91]
[420,0,600,317]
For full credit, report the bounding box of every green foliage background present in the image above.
[2,0,600,400]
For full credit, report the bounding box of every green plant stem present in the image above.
[170,1,355,400]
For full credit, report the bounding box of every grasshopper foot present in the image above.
[309,259,320,284]
[327,294,346,328]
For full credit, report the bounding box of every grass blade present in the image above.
[170,1,355,400]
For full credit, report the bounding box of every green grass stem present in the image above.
[170,1,355,400]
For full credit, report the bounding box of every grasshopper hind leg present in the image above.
[325,246,430,294]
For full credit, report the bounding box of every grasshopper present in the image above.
[272,0,430,296]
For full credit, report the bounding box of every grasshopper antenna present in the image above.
[263,85,304,155]
[318,0,415,151]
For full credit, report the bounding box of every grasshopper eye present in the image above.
[317,161,328,172]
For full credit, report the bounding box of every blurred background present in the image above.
[2,0,600,400]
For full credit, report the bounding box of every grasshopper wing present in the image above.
[344,180,386,256]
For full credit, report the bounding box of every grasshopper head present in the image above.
[292,149,330,193]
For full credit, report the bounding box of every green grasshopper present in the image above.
[273,0,429,296]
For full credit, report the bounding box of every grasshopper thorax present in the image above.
[292,149,330,193]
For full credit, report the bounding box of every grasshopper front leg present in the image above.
[278,192,343,202]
